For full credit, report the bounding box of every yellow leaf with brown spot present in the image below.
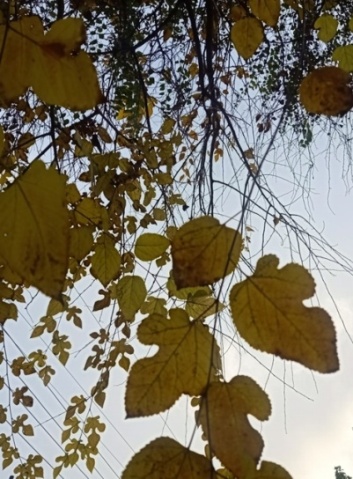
[229,255,339,373]
[198,376,271,478]
[231,17,264,59]
[0,160,69,298]
[299,66,353,116]
[249,0,280,27]
[314,14,338,42]
[171,216,242,289]
[125,308,221,417]
[122,437,216,479]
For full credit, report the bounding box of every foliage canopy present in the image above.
[0,1,353,478]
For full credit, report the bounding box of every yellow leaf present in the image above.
[23,424,34,436]
[229,255,339,373]
[69,226,94,261]
[0,301,17,324]
[314,14,338,42]
[90,235,121,287]
[0,160,69,298]
[33,20,104,110]
[229,5,247,21]
[74,197,104,226]
[332,45,353,72]
[186,294,224,319]
[161,117,175,134]
[231,17,264,59]
[249,0,280,27]
[171,216,242,289]
[0,17,38,105]
[125,308,221,416]
[199,376,271,478]
[299,66,353,116]
[112,275,147,320]
[0,17,103,110]
[167,275,212,300]
[122,437,216,479]
[135,233,170,261]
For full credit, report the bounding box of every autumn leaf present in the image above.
[111,275,147,320]
[249,0,280,27]
[90,234,121,286]
[125,308,221,417]
[299,66,353,116]
[171,216,242,289]
[0,17,103,109]
[0,160,69,299]
[198,376,271,478]
[332,45,353,72]
[231,18,264,59]
[122,437,216,479]
[229,255,339,373]
[314,14,338,42]
[135,233,170,261]
[69,226,94,262]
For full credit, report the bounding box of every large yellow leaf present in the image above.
[314,14,338,42]
[171,216,242,289]
[111,275,147,320]
[90,235,121,287]
[249,0,280,27]
[122,437,216,479]
[0,160,69,298]
[0,17,103,110]
[135,233,170,261]
[332,45,353,72]
[231,18,264,59]
[125,308,221,417]
[229,255,339,373]
[299,66,353,116]
[199,376,271,478]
